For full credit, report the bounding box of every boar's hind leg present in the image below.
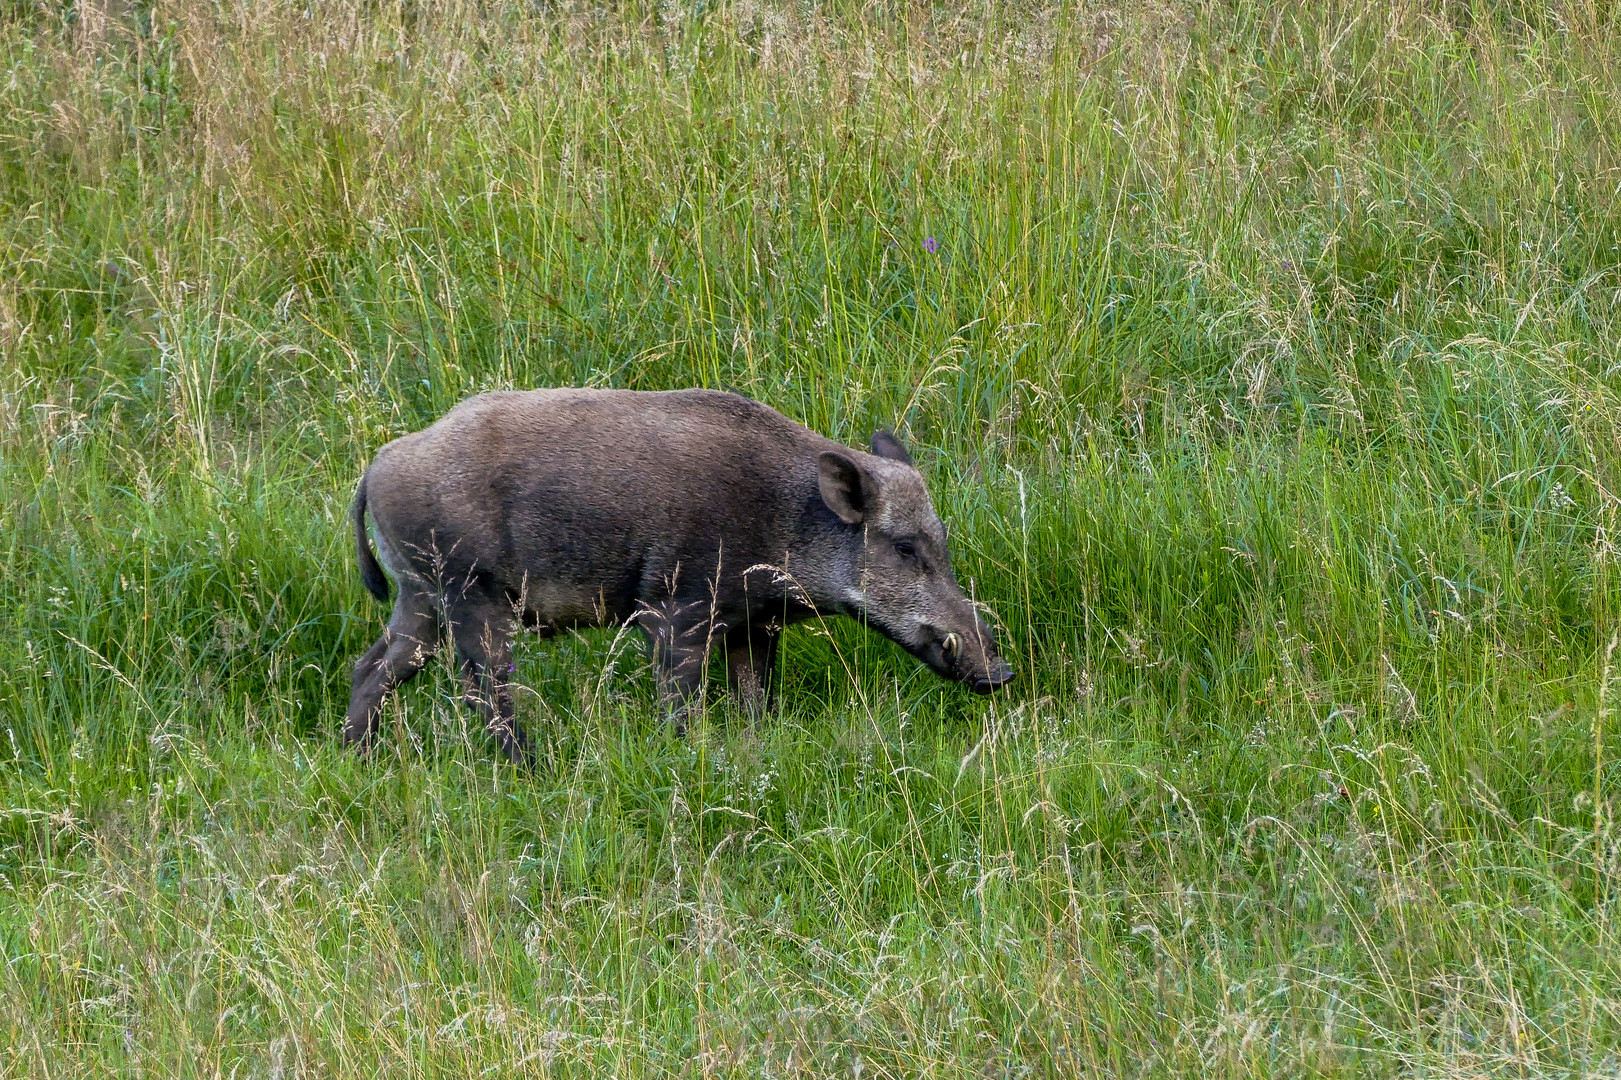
[345,590,440,750]
[449,607,533,767]
[725,626,779,721]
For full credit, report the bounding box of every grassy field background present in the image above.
[5,0,1621,1074]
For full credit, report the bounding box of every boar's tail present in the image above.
[352,471,391,603]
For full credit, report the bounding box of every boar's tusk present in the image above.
[942,632,961,658]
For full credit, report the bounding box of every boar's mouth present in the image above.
[909,626,1014,694]
[968,665,1016,695]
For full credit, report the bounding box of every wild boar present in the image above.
[346,387,1013,763]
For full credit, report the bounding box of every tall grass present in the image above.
[5,0,1621,1073]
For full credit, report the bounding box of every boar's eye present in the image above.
[894,540,918,559]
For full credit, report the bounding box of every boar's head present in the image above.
[817,431,1015,694]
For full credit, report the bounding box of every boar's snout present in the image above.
[970,664,1016,695]
[921,617,1014,694]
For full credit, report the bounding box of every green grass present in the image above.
[5,0,1621,1073]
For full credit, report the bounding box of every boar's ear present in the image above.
[869,429,913,465]
[818,451,873,525]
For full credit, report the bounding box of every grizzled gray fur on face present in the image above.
[346,388,1013,764]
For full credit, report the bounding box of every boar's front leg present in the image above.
[449,604,533,767]
[641,603,715,735]
[725,625,779,721]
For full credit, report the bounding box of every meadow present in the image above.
[5,0,1621,1073]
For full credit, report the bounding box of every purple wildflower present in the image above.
[923,236,938,255]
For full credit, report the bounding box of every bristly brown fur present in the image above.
[345,387,1011,763]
